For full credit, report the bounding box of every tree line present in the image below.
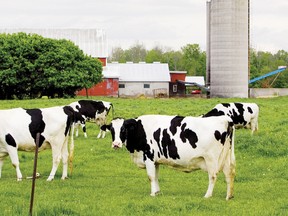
[109,43,288,88]
[1,33,287,99]
[0,33,102,99]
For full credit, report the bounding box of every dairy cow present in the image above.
[102,115,236,200]
[0,106,75,181]
[69,100,113,138]
[202,103,259,134]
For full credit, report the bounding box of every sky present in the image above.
[0,0,287,54]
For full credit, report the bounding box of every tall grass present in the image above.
[0,96,287,215]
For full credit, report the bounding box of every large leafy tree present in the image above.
[0,32,102,99]
[181,44,206,76]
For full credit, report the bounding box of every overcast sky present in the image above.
[0,0,287,53]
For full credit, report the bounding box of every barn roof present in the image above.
[185,76,205,86]
[0,28,108,58]
[103,62,170,82]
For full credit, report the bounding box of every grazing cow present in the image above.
[0,106,75,181]
[202,103,259,134]
[102,115,235,200]
[69,100,113,138]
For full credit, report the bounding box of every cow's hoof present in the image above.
[150,191,160,196]
[204,194,212,199]
[226,195,234,200]
[46,177,54,181]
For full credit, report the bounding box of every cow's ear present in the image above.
[101,124,111,131]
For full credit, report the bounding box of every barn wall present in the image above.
[77,78,118,97]
[98,57,107,66]
[169,82,186,96]
[119,82,169,97]
[170,73,186,82]
[250,88,288,98]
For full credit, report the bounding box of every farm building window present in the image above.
[119,84,125,88]
[144,84,150,88]
[173,85,177,92]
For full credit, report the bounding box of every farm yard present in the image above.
[0,96,287,215]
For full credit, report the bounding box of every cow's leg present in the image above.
[154,164,160,193]
[204,159,218,198]
[75,123,79,137]
[0,159,4,178]
[146,161,160,196]
[101,121,107,138]
[97,128,101,139]
[97,125,104,139]
[97,121,106,139]
[82,123,87,138]
[205,172,217,198]
[7,146,22,181]
[47,142,63,181]
[101,129,106,138]
[97,128,106,139]
[223,155,236,200]
[250,118,259,135]
[60,138,69,180]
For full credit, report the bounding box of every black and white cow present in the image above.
[202,103,259,134]
[69,100,113,138]
[102,115,236,200]
[0,106,75,181]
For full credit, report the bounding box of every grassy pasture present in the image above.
[0,96,287,215]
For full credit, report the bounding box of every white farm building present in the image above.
[103,62,170,97]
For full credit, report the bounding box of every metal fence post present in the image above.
[29,132,40,216]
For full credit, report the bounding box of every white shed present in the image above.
[185,76,205,86]
[103,62,170,97]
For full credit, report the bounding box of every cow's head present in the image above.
[102,118,137,149]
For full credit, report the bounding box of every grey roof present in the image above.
[103,63,170,82]
[0,28,107,58]
[185,76,205,86]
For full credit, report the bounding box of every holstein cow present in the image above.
[69,100,113,138]
[202,103,259,134]
[102,115,236,200]
[0,106,75,181]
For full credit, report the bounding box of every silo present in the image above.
[207,0,249,98]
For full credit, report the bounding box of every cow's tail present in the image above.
[109,103,115,119]
[229,122,236,168]
[218,119,235,172]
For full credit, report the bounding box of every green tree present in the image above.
[162,50,184,71]
[249,49,288,88]
[125,43,147,62]
[181,44,206,76]
[0,32,102,99]
[145,46,163,63]
[108,47,127,63]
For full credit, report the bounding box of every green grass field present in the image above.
[0,96,287,215]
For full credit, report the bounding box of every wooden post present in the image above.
[29,132,40,216]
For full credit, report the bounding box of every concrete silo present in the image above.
[206,0,249,98]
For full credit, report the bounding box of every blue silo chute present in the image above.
[249,66,287,84]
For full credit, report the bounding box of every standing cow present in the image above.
[0,106,75,181]
[202,103,259,134]
[102,115,236,200]
[69,100,113,138]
